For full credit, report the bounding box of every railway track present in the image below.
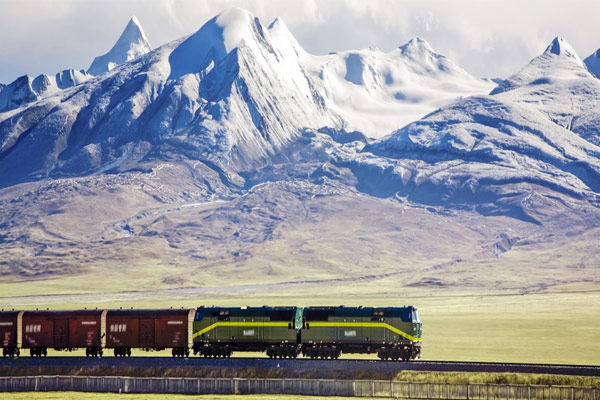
[0,357,598,377]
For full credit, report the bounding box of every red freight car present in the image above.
[0,311,20,357]
[21,310,105,357]
[106,309,194,357]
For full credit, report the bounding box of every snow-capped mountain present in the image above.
[302,36,495,137]
[491,37,600,142]
[362,36,600,223]
[88,16,152,76]
[0,8,492,188]
[0,69,90,113]
[584,48,600,77]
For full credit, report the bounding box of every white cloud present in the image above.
[0,0,598,83]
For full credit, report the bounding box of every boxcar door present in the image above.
[53,319,69,349]
[139,319,155,348]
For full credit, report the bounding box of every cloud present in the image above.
[0,0,598,83]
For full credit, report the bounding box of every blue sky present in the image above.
[0,0,599,83]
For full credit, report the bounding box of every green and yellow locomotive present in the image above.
[192,305,422,361]
[192,306,303,358]
[301,306,421,361]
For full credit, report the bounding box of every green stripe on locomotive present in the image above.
[301,306,421,344]
[193,306,302,344]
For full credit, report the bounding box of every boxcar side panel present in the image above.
[106,316,139,348]
[22,315,54,348]
[69,314,102,348]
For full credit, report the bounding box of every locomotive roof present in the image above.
[304,306,415,318]
[196,306,297,318]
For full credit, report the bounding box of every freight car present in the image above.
[106,309,195,357]
[21,310,105,357]
[301,306,421,361]
[192,306,302,358]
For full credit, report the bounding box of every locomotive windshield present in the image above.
[411,309,420,323]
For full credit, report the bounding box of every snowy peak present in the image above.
[584,48,600,77]
[168,8,269,79]
[268,17,305,59]
[546,36,578,58]
[491,36,589,95]
[399,37,434,55]
[214,7,262,53]
[88,16,151,76]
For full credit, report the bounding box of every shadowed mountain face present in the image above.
[0,11,599,297]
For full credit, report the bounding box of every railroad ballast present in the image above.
[0,305,422,361]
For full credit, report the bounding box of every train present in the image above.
[1,305,422,361]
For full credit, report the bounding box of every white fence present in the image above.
[0,376,598,399]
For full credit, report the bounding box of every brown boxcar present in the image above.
[106,309,194,357]
[22,310,104,357]
[0,311,20,357]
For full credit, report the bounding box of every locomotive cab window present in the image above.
[195,311,203,321]
[371,309,384,321]
[217,310,230,321]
